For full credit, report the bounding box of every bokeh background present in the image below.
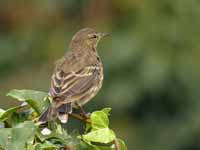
[0,0,200,149]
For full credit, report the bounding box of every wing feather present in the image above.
[49,65,100,105]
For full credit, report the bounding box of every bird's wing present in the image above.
[49,65,100,105]
[54,51,91,73]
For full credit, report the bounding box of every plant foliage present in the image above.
[0,89,127,150]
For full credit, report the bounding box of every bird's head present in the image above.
[69,28,110,50]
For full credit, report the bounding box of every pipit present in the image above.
[39,28,109,123]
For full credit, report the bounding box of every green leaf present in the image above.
[101,108,112,116]
[7,89,49,114]
[0,109,5,116]
[117,139,127,150]
[34,141,58,150]
[90,111,109,130]
[85,123,91,133]
[77,141,90,150]
[26,143,35,150]
[78,141,115,150]
[9,112,30,127]
[0,128,12,149]
[83,128,116,144]
[0,106,22,122]
[36,125,74,146]
[0,121,36,150]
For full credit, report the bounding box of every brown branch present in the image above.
[62,145,76,150]
[114,138,120,150]
[69,113,91,123]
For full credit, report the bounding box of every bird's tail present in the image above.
[57,103,72,123]
[38,106,58,123]
[38,103,72,123]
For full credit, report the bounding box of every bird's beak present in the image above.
[99,32,110,38]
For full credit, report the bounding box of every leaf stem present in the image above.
[114,138,120,150]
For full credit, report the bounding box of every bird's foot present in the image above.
[80,112,91,120]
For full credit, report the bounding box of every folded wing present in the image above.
[49,66,100,107]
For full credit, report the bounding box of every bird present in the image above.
[39,28,109,123]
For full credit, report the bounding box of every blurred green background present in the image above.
[0,0,200,149]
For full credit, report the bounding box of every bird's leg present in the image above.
[75,102,90,119]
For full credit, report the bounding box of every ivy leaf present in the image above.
[0,128,12,149]
[77,141,115,150]
[79,138,125,150]
[7,89,49,114]
[101,108,112,116]
[117,139,127,150]
[26,143,35,150]
[82,128,116,144]
[77,141,90,150]
[36,125,77,146]
[0,106,22,122]
[0,108,5,116]
[85,123,91,133]
[0,121,36,150]
[9,112,30,127]
[34,141,58,150]
[90,110,109,130]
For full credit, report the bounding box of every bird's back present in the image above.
[55,49,99,73]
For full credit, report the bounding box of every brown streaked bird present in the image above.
[39,28,109,123]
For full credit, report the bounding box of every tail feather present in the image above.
[38,107,49,122]
[38,106,58,123]
[58,103,72,113]
[38,103,72,123]
[58,114,69,123]
[57,103,72,123]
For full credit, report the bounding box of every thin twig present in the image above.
[114,138,120,150]
[69,113,91,123]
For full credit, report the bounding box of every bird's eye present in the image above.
[92,35,97,38]
[88,34,98,39]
